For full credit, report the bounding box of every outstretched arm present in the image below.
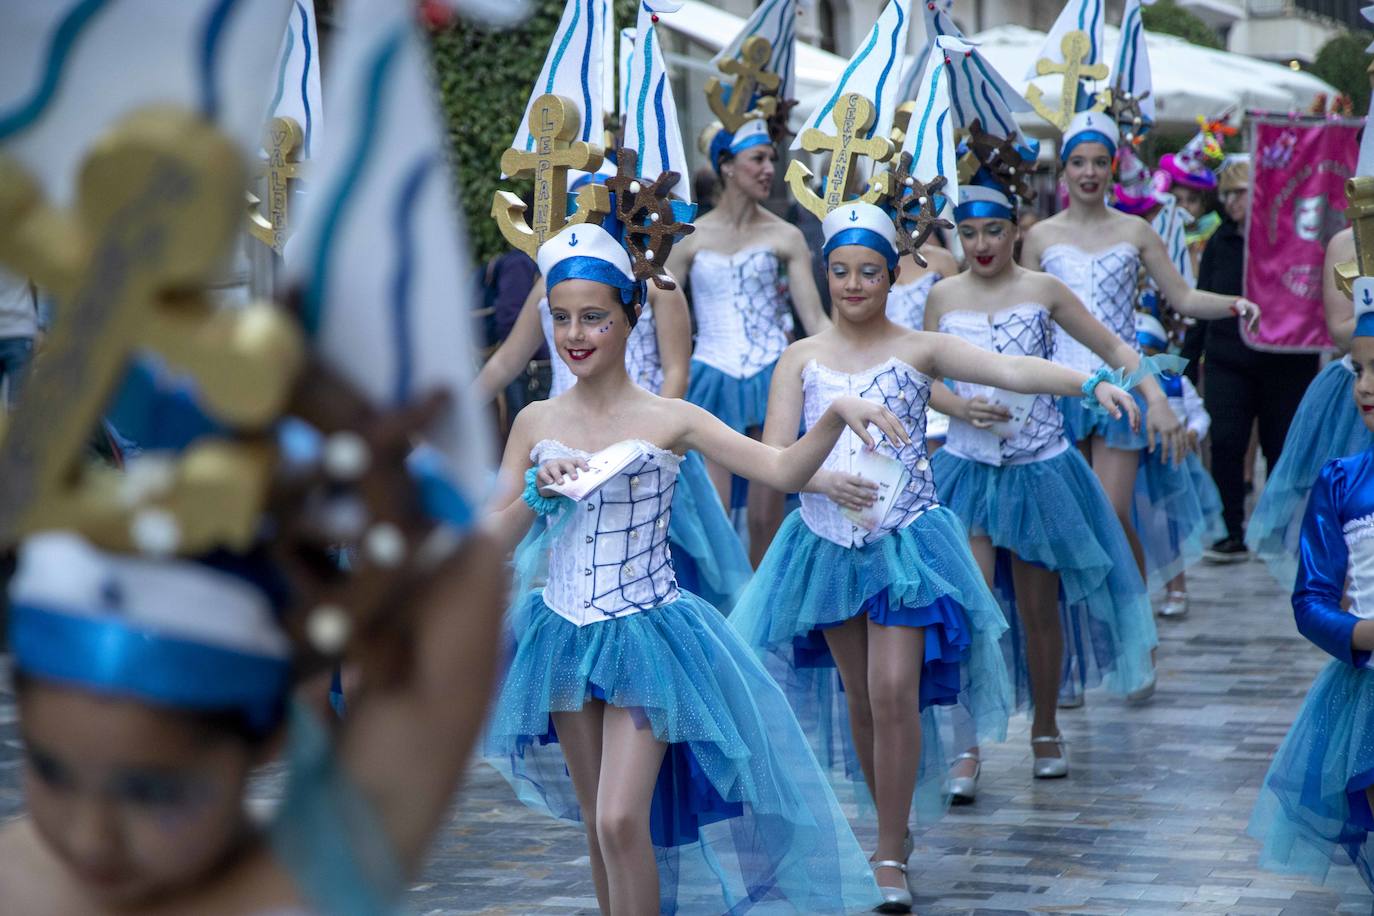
[651,280,692,399]
[474,279,547,403]
[1139,224,1259,328]
[780,227,832,336]
[1293,460,1374,664]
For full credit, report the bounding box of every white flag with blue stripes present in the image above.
[511,0,607,154]
[1151,194,1193,287]
[266,0,324,159]
[288,0,492,501]
[793,0,912,151]
[1026,0,1106,79]
[899,43,957,223]
[939,37,1030,144]
[712,0,799,104]
[1110,0,1155,130]
[896,0,963,107]
[598,0,617,120]
[0,0,292,208]
[619,27,636,118]
[622,1,690,202]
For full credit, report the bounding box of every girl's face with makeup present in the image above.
[548,279,634,381]
[1352,337,1374,434]
[19,683,258,907]
[957,217,1017,278]
[826,245,894,324]
[1063,142,1112,206]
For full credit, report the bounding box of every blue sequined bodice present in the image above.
[1041,242,1141,375]
[541,298,664,396]
[799,358,938,548]
[532,439,680,626]
[938,304,1067,465]
[688,247,792,378]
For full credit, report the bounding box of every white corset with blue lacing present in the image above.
[938,304,1069,466]
[541,298,664,396]
[532,439,681,626]
[688,247,792,378]
[1345,514,1374,623]
[885,272,939,331]
[1041,242,1141,375]
[799,358,939,548]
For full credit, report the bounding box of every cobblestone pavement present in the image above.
[2,556,1371,914]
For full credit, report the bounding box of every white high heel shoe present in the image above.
[871,859,913,913]
[947,752,981,804]
[1031,734,1068,779]
[1159,590,1189,618]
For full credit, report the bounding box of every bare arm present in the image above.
[1138,223,1254,324]
[779,226,832,336]
[1324,228,1356,351]
[478,405,541,553]
[474,279,547,402]
[651,279,692,399]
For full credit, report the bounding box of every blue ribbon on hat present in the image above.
[10,603,291,734]
[822,228,899,269]
[954,197,1014,222]
[1061,129,1116,162]
[547,256,643,306]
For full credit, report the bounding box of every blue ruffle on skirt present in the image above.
[728,508,1012,823]
[485,589,878,914]
[1248,359,1372,585]
[1133,450,1224,590]
[686,360,775,434]
[666,451,752,614]
[1248,660,1374,893]
[931,446,1158,703]
[1058,390,1149,451]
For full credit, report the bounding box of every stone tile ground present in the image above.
[3,557,1370,913]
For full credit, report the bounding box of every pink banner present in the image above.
[1244,116,1360,352]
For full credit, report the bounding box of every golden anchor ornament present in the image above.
[247,116,306,253]
[1337,175,1374,299]
[1026,30,1110,132]
[785,93,895,220]
[491,94,609,258]
[705,36,781,133]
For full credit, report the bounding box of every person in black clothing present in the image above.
[1185,159,1318,562]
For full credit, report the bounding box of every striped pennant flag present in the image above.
[511,0,607,154]
[898,40,958,222]
[712,0,800,105]
[1025,0,1106,79]
[0,0,292,208]
[1110,0,1155,132]
[793,0,912,151]
[288,0,492,503]
[622,1,690,202]
[939,36,1030,145]
[266,0,324,159]
[896,0,964,107]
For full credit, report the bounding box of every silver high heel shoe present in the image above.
[871,859,913,913]
[1126,669,1157,704]
[1159,590,1189,618]
[1031,734,1068,779]
[948,752,981,804]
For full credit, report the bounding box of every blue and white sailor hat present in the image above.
[1061,110,1119,163]
[706,117,773,172]
[1135,311,1169,352]
[821,202,900,269]
[537,223,642,306]
[1354,276,1374,340]
[8,532,292,735]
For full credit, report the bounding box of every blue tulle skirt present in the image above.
[931,446,1158,704]
[686,360,775,434]
[1058,390,1149,451]
[728,508,1012,822]
[1133,450,1225,591]
[1248,660,1374,893]
[668,451,752,614]
[485,589,878,913]
[1248,359,1371,585]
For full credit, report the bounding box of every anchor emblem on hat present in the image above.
[1025,31,1110,132]
[785,93,895,220]
[705,36,782,133]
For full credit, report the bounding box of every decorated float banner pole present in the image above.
[1244,114,1362,351]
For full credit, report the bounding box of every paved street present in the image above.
[2,556,1371,913]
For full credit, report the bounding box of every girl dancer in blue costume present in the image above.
[923,157,1159,793]
[1248,281,1374,893]
[483,220,894,915]
[1020,111,1261,577]
[729,201,1140,911]
[1133,312,1223,617]
[669,117,830,564]
[476,252,752,615]
[0,517,504,915]
[1248,228,1370,583]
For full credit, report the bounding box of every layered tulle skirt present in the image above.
[1058,390,1149,451]
[1248,660,1374,893]
[485,589,878,913]
[1133,450,1225,590]
[686,360,775,434]
[931,446,1158,703]
[728,508,1012,822]
[1248,359,1371,585]
[668,451,752,614]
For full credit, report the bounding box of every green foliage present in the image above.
[431,0,638,264]
[1140,0,1223,50]
[1310,32,1374,118]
